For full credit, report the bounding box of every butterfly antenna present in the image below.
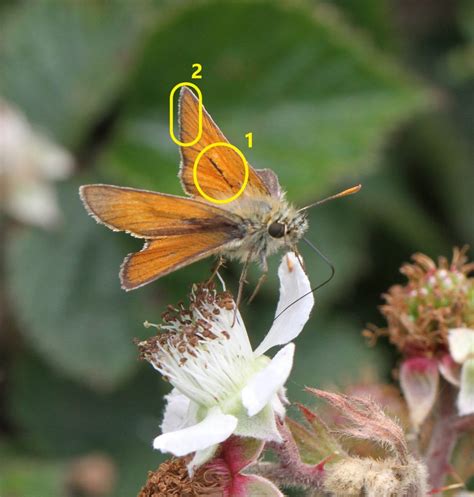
[298,184,361,212]
[274,237,335,321]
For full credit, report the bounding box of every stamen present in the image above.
[138,282,254,407]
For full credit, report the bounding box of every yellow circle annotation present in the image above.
[193,142,249,204]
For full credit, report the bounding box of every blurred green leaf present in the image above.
[99,0,432,202]
[326,0,397,50]
[460,0,474,41]
[6,181,151,389]
[354,164,449,253]
[10,354,166,497]
[391,114,474,247]
[289,313,390,404]
[0,0,153,147]
[0,445,63,497]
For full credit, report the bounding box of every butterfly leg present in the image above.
[247,258,268,304]
[232,252,253,325]
[207,256,226,283]
[235,259,250,311]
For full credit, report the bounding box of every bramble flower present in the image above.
[138,252,313,471]
[0,99,73,228]
[365,247,474,357]
[364,248,474,430]
[448,328,474,415]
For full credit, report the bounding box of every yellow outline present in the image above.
[169,82,203,147]
[193,142,249,204]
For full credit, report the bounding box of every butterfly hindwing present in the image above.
[120,232,233,290]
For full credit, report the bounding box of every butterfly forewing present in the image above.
[79,184,243,238]
[178,87,271,201]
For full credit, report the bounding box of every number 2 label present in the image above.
[192,63,202,79]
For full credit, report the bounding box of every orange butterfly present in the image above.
[80,88,359,296]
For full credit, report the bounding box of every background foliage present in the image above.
[1,0,472,495]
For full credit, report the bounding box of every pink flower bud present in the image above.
[400,357,439,431]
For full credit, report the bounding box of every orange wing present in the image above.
[178,87,272,201]
[79,184,243,239]
[120,232,230,290]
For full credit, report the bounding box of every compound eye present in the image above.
[268,222,286,238]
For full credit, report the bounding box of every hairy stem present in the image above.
[260,419,325,490]
[425,382,458,490]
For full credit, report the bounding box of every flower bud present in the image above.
[399,357,439,431]
[323,456,428,497]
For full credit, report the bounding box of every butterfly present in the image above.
[80,87,360,301]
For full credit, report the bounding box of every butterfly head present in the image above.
[266,207,308,248]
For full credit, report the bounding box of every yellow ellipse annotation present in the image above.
[169,82,203,147]
[193,142,249,204]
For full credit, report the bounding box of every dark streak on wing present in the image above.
[208,157,235,190]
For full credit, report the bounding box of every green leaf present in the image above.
[354,164,449,253]
[327,0,397,50]
[0,0,152,147]
[0,445,63,497]
[6,181,151,389]
[99,0,431,202]
[243,475,285,496]
[10,354,167,497]
[289,314,390,404]
[287,413,344,465]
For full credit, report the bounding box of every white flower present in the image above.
[138,252,314,471]
[0,99,73,228]
[448,327,474,415]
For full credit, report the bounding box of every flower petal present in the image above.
[458,358,474,416]
[234,404,282,443]
[400,357,439,431]
[187,444,219,474]
[242,343,295,417]
[255,253,313,355]
[7,181,62,228]
[448,328,474,364]
[153,407,237,457]
[161,389,196,433]
[271,393,286,419]
[33,134,74,180]
[438,354,461,387]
